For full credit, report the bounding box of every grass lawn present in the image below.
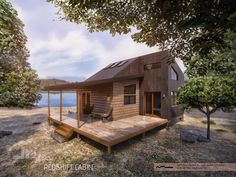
[0,108,235,177]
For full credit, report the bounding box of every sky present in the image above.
[9,0,185,82]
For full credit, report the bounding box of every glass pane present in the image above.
[117,60,128,66]
[124,84,136,94]
[87,93,90,106]
[171,67,178,80]
[153,92,161,116]
[124,96,129,105]
[145,93,152,114]
[130,96,136,104]
[171,91,177,105]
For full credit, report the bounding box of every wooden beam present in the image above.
[144,93,146,115]
[77,89,80,127]
[60,90,62,121]
[152,93,154,115]
[48,90,50,117]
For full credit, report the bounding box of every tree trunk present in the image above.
[207,114,211,140]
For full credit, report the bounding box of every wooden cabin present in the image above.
[46,51,184,153]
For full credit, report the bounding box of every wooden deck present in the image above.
[49,114,168,153]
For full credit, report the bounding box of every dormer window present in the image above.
[171,66,178,80]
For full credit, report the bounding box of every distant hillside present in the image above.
[40,79,69,90]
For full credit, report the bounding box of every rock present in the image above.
[0,130,12,139]
[51,132,67,143]
[180,130,198,143]
[197,135,209,142]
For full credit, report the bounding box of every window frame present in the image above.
[124,84,136,105]
[144,62,161,70]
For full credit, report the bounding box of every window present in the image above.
[171,91,177,105]
[104,60,128,69]
[124,84,136,105]
[104,63,114,69]
[171,66,178,80]
[144,62,161,70]
[117,60,128,66]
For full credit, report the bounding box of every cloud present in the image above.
[10,0,185,82]
[29,30,160,80]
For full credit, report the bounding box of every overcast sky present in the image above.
[9,0,185,82]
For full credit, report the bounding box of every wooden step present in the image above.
[58,125,72,132]
[54,125,73,139]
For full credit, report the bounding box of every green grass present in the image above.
[201,120,216,125]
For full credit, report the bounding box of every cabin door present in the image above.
[82,92,91,114]
[144,92,161,117]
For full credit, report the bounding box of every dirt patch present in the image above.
[0,108,235,177]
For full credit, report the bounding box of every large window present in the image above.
[144,62,161,70]
[124,84,136,105]
[171,66,178,80]
[171,91,177,105]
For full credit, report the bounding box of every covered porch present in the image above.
[46,82,168,153]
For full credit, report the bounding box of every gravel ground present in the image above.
[0,108,235,177]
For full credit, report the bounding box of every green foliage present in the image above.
[177,76,236,114]
[0,71,41,107]
[0,0,29,74]
[48,0,236,61]
[185,30,236,78]
[0,0,41,107]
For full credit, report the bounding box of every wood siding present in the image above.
[167,62,185,119]
[112,79,140,120]
[81,83,113,113]
[139,51,170,118]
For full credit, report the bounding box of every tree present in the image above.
[0,71,41,107]
[0,0,41,107]
[178,30,236,140]
[48,0,236,62]
[0,0,29,74]
[177,76,236,139]
[185,30,236,78]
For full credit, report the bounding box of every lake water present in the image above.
[36,92,76,107]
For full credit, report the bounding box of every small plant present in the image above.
[150,152,175,163]
[201,120,216,125]
[215,129,228,132]
[14,158,33,167]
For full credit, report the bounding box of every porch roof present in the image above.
[45,74,144,90]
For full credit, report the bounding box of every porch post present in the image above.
[76,89,80,127]
[48,90,50,119]
[152,93,154,115]
[60,90,62,121]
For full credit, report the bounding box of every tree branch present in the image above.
[210,106,218,114]
[198,107,207,115]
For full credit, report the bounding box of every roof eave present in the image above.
[45,74,144,90]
